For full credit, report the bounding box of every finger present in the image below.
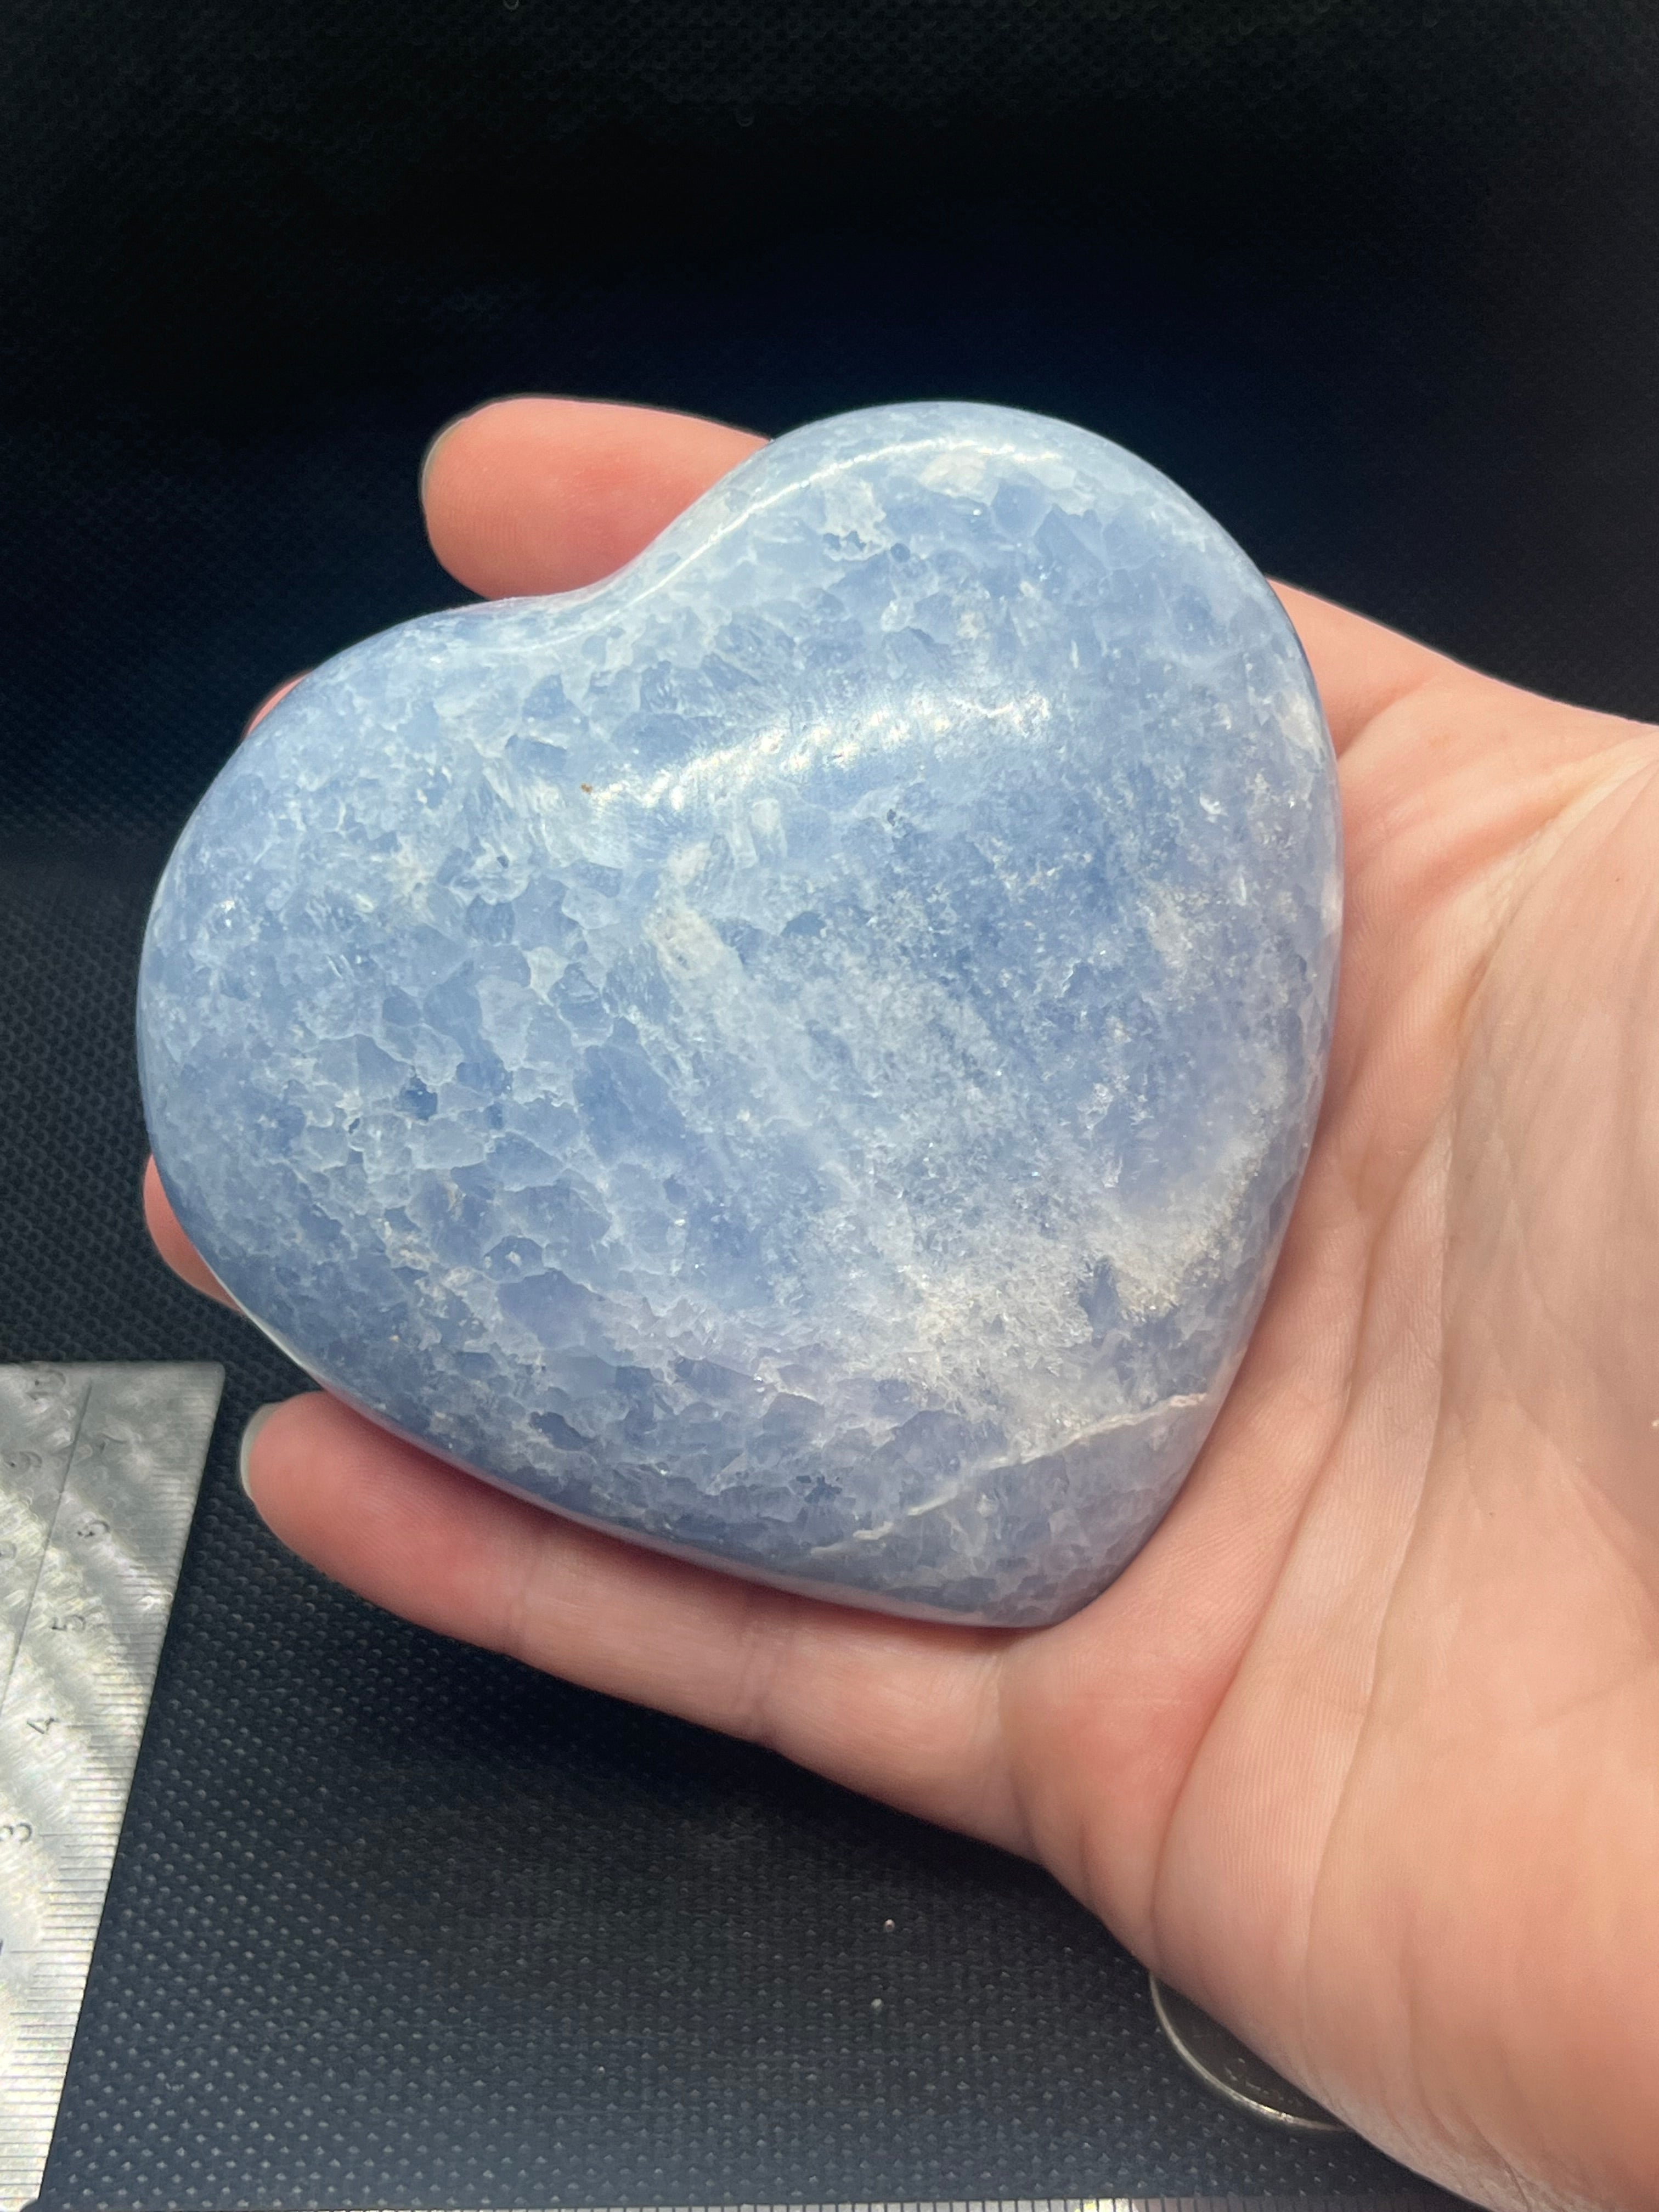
[1273,581,1457,753]
[421,396,765,600]
[245,1388,1028,1852]
[142,1157,237,1307]
[243,673,307,736]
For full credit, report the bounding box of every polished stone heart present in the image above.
[138,401,1340,1626]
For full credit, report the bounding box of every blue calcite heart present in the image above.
[138,401,1340,1626]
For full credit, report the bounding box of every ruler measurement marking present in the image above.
[0,1378,90,1716]
[0,1375,87,1714]
[0,1363,221,2212]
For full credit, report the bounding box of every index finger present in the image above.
[421,394,765,600]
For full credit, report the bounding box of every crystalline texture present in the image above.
[138,402,1341,1626]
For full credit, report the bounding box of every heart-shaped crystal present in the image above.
[139,401,1340,1625]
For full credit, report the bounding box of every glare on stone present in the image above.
[138,402,1341,1626]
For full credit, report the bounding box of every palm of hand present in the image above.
[147,400,1659,2210]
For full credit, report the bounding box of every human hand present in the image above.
[146,395,1659,2211]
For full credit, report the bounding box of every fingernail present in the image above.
[239,1403,281,1499]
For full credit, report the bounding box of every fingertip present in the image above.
[239,1395,334,1537]
[420,394,765,600]
[418,402,483,504]
[241,673,309,739]
[238,1401,284,1502]
[240,1391,550,1638]
[142,1155,239,1308]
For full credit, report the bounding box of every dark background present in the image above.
[4,0,1654,2200]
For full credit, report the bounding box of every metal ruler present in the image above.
[0,1362,222,2212]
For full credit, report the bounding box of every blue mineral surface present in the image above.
[138,401,1341,1626]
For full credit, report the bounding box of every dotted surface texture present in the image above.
[9,0,1659,2198]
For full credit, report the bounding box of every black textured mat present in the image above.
[7,1,1659,2200]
